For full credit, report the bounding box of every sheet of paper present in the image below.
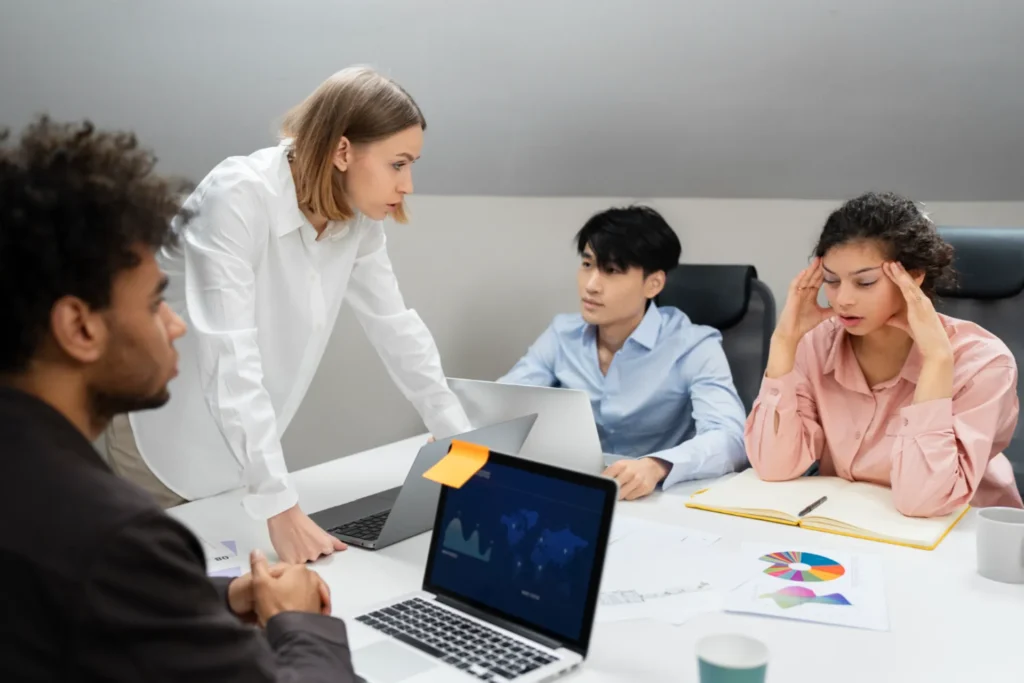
[601,523,734,593]
[609,515,721,548]
[596,518,741,625]
[597,589,722,626]
[724,543,889,631]
[422,440,489,488]
[601,582,712,606]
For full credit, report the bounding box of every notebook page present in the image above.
[692,470,849,520]
[810,480,966,545]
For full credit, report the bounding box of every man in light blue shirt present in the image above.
[499,206,747,500]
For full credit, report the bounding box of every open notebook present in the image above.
[685,469,969,550]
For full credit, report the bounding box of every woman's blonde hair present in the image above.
[281,66,425,224]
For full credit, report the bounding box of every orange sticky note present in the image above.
[422,439,490,488]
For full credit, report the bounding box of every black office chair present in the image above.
[656,264,776,413]
[934,226,1024,499]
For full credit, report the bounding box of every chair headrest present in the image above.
[658,264,756,329]
[936,226,1024,299]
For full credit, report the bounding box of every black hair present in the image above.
[574,205,682,276]
[814,191,956,297]
[0,116,187,373]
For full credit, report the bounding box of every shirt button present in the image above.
[903,417,909,427]
[854,431,862,439]
[770,388,779,396]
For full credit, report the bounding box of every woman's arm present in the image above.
[182,180,343,563]
[182,181,296,519]
[745,337,826,481]
[890,359,1019,517]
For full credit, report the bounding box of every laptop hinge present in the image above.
[434,594,566,652]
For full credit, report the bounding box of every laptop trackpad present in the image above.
[354,641,437,682]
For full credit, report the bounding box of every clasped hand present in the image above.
[227,549,332,626]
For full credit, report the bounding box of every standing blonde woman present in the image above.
[109,66,471,563]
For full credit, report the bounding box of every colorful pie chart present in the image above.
[759,551,845,582]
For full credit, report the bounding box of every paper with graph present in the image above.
[724,543,888,631]
[596,517,741,625]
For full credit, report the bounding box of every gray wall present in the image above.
[2,0,1023,200]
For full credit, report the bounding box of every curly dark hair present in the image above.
[0,116,187,374]
[813,191,956,297]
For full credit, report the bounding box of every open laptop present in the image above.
[310,414,538,550]
[348,450,617,682]
[448,378,605,475]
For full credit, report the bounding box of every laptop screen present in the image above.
[423,452,615,653]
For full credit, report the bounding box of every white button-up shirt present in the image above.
[130,141,470,519]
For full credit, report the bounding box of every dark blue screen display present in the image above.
[426,461,606,641]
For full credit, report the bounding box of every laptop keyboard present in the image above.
[356,597,559,680]
[328,509,390,541]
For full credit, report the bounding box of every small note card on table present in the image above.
[422,440,489,488]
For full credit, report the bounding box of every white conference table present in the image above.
[169,434,1024,681]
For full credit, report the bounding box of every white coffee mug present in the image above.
[976,507,1024,584]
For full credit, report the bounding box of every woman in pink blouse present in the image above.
[746,192,1022,517]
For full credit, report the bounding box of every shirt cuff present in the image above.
[757,374,795,408]
[899,398,954,436]
[644,443,699,489]
[242,483,299,520]
[650,438,742,491]
[655,457,685,490]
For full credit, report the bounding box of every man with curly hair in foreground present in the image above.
[0,117,361,682]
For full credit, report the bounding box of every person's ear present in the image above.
[644,271,666,299]
[333,136,353,172]
[50,296,107,364]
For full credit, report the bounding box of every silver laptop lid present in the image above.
[447,378,603,475]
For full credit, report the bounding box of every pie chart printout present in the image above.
[758,551,846,582]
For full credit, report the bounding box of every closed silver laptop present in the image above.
[448,378,605,475]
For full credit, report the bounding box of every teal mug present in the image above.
[696,634,768,683]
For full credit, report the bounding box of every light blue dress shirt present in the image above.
[498,305,748,489]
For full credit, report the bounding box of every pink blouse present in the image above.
[745,314,1022,517]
